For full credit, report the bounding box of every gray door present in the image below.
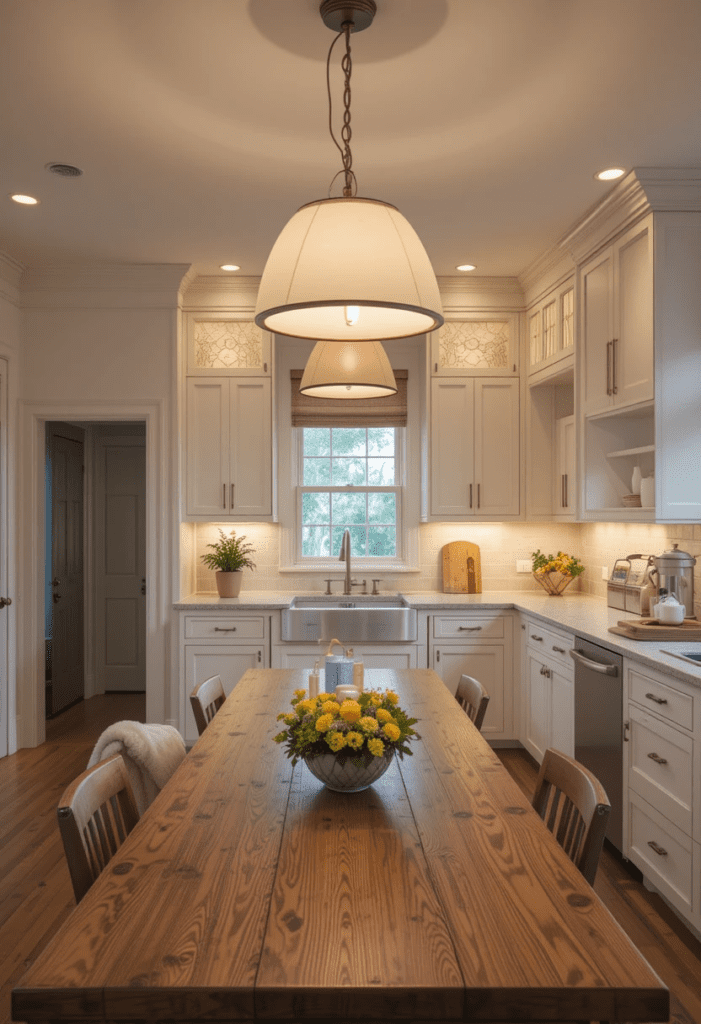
[47,423,84,716]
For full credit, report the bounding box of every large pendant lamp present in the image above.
[300,339,397,398]
[254,0,443,343]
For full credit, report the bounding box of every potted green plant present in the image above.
[201,529,256,598]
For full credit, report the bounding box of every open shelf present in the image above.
[606,444,656,459]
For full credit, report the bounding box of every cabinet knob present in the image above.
[0,596,11,609]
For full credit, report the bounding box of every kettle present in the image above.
[650,544,697,618]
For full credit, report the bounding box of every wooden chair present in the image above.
[532,747,611,886]
[455,673,490,732]
[190,674,226,736]
[57,754,140,903]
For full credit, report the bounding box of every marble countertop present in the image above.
[175,590,701,689]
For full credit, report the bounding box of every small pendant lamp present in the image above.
[254,0,443,343]
[299,339,397,399]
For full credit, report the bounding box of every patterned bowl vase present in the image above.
[303,749,394,792]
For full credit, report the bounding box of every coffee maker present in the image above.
[650,544,697,619]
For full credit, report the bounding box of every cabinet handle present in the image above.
[223,483,226,509]
[458,625,482,632]
[258,650,262,663]
[469,483,473,509]
[552,645,566,653]
[531,634,543,642]
[647,752,668,765]
[477,483,480,509]
[231,483,235,509]
[612,338,618,394]
[436,650,440,663]
[434,362,438,373]
[214,626,237,632]
[540,665,545,675]
[645,692,668,705]
[561,474,565,509]
[564,473,568,509]
[647,840,668,857]
[623,720,630,742]
[606,340,611,395]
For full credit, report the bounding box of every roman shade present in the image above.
[291,369,407,427]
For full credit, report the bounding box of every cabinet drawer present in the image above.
[184,615,267,640]
[526,623,574,669]
[628,790,695,916]
[432,613,504,640]
[629,665,694,731]
[628,705,693,836]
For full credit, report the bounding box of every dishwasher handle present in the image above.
[569,648,619,676]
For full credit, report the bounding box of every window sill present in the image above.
[277,563,420,574]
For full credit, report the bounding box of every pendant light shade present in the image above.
[255,197,443,341]
[299,339,397,398]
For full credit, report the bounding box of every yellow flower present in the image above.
[376,708,392,724]
[321,700,340,715]
[273,731,288,743]
[340,699,361,723]
[299,699,317,714]
[385,690,399,705]
[382,722,401,742]
[293,688,306,698]
[346,731,364,750]
[358,716,378,733]
[283,713,297,726]
[326,730,346,752]
[367,737,385,757]
[315,714,334,733]
[317,692,333,701]
[369,694,382,706]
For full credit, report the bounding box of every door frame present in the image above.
[19,399,170,748]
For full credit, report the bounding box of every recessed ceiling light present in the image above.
[456,264,476,272]
[10,193,39,205]
[220,264,240,272]
[595,168,625,181]
[46,162,83,177]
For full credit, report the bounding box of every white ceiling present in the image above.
[2,0,700,280]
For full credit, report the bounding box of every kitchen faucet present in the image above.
[339,529,354,595]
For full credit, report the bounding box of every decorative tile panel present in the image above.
[194,320,263,369]
[439,320,510,369]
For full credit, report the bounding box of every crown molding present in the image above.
[437,275,524,311]
[0,251,25,299]
[182,274,260,311]
[518,244,575,305]
[20,262,191,298]
[560,167,701,264]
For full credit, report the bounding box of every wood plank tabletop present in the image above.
[12,668,669,1024]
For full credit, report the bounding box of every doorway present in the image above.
[45,422,147,723]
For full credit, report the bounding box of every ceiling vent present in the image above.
[46,163,83,177]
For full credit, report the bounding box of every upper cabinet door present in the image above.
[473,379,520,517]
[185,315,271,376]
[229,379,272,516]
[186,378,230,516]
[581,247,615,416]
[430,314,519,375]
[430,378,475,515]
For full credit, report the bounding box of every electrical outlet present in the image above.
[516,560,531,573]
[602,565,609,580]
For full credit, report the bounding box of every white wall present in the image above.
[14,263,189,747]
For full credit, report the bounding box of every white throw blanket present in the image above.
[88,721,186,815]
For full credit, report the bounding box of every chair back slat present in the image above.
[58,754,140,903]
[532,748,611,885]
[455,674,490,732]
[190,675,226,736]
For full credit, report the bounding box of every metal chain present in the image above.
[326,22,357,197]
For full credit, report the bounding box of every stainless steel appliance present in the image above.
[607,555,656,616]
[569,637,623,853]
[650,543,697,618]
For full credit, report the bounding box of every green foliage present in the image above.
[531,549,585,578]
[201,529,256,573]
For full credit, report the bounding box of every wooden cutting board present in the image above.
[442,541,482,594]
[609,617,701,641]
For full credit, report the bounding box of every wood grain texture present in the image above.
[12,670,668,1023]
[441,541,482,593]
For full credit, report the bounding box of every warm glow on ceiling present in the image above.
[10,193,39,205]
[456,264,476,272]
[595,168,625,181]
[220,264,240,271]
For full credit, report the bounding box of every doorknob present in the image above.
[141,578,146,595]
[0,596,11,609]
[52,578,61,586]
[53,593,61,603]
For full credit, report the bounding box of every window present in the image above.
[299,427,400,559]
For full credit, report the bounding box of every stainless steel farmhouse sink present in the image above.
[280,596,417,643]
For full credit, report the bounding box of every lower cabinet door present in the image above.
[184,644,267,742]
[273,645,418,673]
[549,666,574,759]
[432,645,505,738]
[523,652,549,763]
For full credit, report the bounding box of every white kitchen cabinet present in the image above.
[521,620,575,763]
[553,414,575,519]
[430,377,519,518]
[527,277,574,381]
[180,611,270,743]
[428,611,514,740]
[274,644,419,673]
[186,376,272,518]
[185,314,271,376]
[430,315,519,375]
[581,215,653,417]
[623,659,701,933]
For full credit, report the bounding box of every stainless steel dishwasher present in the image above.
[569,637,624,853]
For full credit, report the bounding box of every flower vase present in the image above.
[303,749,394,792]
[533,571,575,596]
[631,466,642,495]
[215,570,243,598]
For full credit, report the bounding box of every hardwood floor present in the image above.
[1,716,698,1024]
[1,693,145,1024]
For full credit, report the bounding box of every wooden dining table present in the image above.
[13,668,668,1024]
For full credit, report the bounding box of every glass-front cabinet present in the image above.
[527,277,574,380]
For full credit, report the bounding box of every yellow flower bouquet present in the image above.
[273,687,419,792]
[531,548,585,596]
